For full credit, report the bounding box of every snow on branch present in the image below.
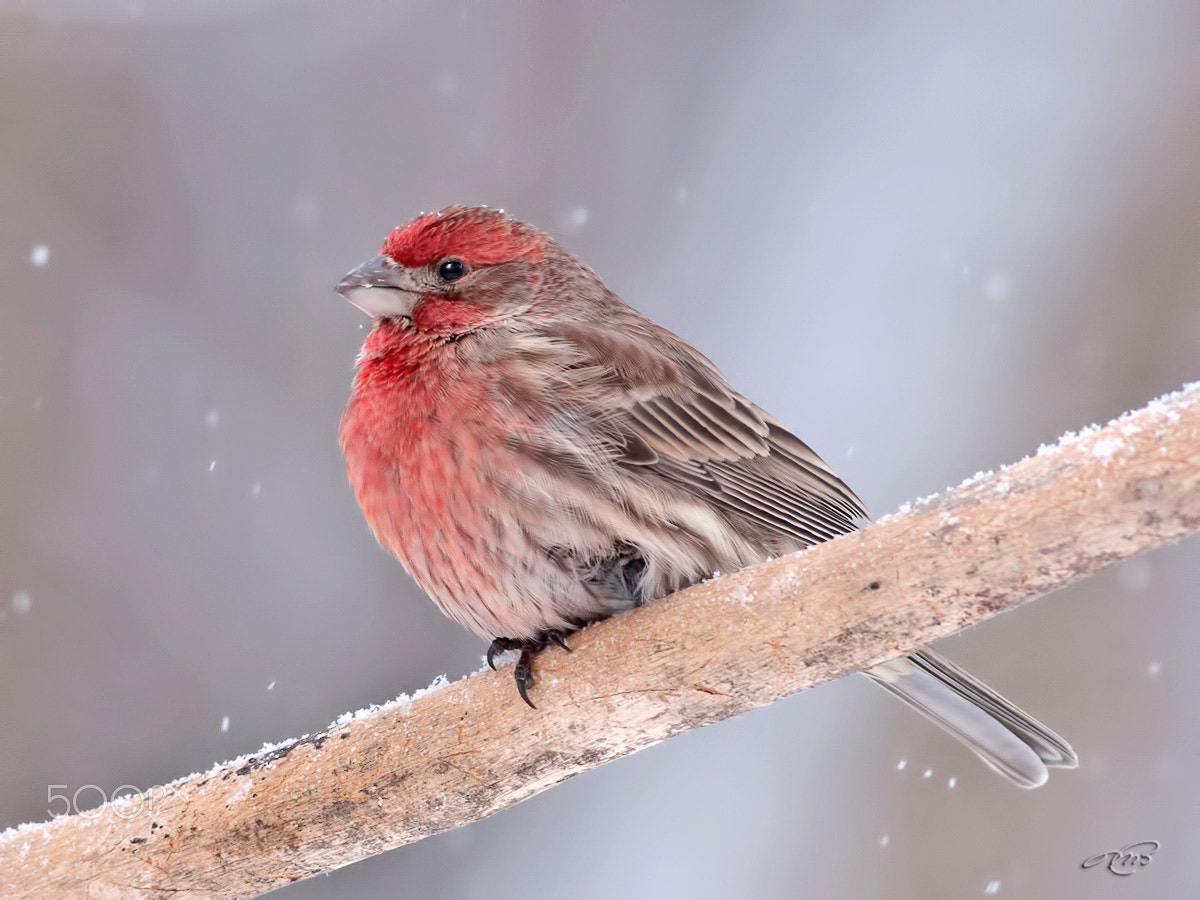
[3,383,1199,898]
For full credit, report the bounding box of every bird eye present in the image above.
[436,258,469,283]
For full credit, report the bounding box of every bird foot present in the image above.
[487,631,572,708]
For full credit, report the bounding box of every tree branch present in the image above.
[4,383,1199,898]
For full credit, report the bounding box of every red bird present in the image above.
[336,206,1077,787]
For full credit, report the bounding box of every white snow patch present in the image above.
[1147,400,1181,423]
[958,469,994,489]
[412,673,451,701]
[330,673,453,729]
[1032,383,1199,465]
[267,681,276,691]
[876,500,919,526]
[220,716,230,733]
[30,244,49,266]
[984,880,1001,895]
[879,833,889,848]
[873,382,1197,531]
[247,737,295,759]
[937,512,961,542]
[984,272,1010,301]
[1147,660,1162,678]
[922,768,932,779]
[1,725,364,847]
[561,207,589,232]
[226,776,253,805]
[1091,435,1124,462]
[250,481,263,498]
[472,657,498,676]
[1039,423,1098,457]
[333,706,372,728]
[208,460,217,473]
[11,591,32,614]
[947,776,957,789]
[896,759,907,771]
[1143,383,1199,423]
[768,566,802,594]
[0,818,69,851]
[723,582,754,606]
[205,408,220,428]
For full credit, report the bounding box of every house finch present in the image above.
[336,206,1077,788]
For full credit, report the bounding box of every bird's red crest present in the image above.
[381,206,545,268]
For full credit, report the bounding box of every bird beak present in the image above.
[336,255,419,320]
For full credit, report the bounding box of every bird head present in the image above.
[336,206,550,336]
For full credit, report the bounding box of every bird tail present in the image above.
[866,647,1078,788]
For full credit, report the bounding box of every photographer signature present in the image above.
[1081,840,1159,876]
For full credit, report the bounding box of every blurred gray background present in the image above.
[2,2,1198,897]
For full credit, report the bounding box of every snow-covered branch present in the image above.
[3,383,1198,899]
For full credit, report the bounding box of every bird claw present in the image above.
[486,637,522,671]
[547,631,572,652]
[486,632,573,708]
[514,649,536,709]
